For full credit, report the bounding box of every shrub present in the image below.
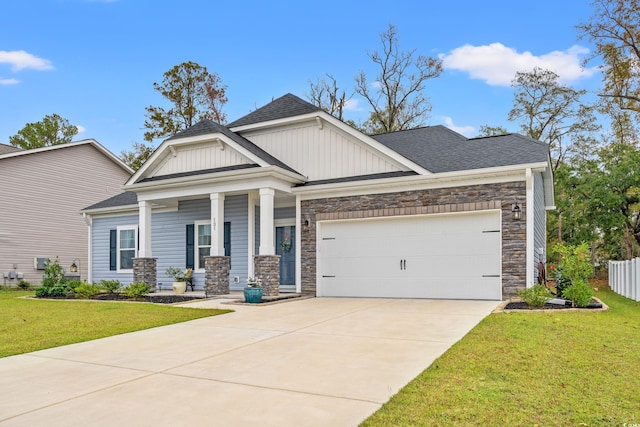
[100,280,122,294]
[17,279,31,290]
[518,284,553,308]
[36,257,71,297]
[36,281,74,298]
[554,268,572,298]
[123,282,151,299]
[73,282,103,299]
[562,279,594,308]
[41,257,66,287]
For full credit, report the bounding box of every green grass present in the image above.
[362,286,640,426]
[0,290,230,358]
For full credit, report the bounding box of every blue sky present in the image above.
[1,0,601,155]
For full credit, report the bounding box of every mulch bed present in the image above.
[503,298,604,310]
[38,293,206,304]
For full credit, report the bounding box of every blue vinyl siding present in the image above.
[92,213,139,285]
[91,195,249,290]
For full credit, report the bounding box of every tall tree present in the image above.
[477,124,509,137]
[508,67,599,170]
[355,24,443,134]
[143,61,228,142]
[9,114,78,149]
[578,0,640,113]
[120,142,154,172]
[307,74,352,121]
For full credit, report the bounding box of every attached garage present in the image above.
[317,211,502,300]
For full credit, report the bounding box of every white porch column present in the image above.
[138,200,152,258]
[259,188,275,255]
[526,168,534,287]
[210,193,225,256]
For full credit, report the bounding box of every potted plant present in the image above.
[165,267,192,294]
[244,277,263,303]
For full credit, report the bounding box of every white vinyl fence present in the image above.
[609,259,640,301]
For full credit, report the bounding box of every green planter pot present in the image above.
[244,287,263,303]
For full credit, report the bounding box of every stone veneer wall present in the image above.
[300,182,527,299]
[132,258,157,292]
[254,255,280,296]
[204,256,230,295]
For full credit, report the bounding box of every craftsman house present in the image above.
[83,94,554,300]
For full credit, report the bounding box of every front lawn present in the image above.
[362,286,640,426]
[0,290,230,358]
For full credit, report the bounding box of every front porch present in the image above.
[131,186,303,296]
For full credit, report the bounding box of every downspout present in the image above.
[83,213,92,283]
[526,168,534,287]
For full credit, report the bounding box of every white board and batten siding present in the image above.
[0,143,131,284]
[243,122,409,180]
[147,141,252,178]
[318,211,502,300]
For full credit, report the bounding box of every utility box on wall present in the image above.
[34,257,47,270]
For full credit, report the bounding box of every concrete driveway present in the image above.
[0,297,498,427]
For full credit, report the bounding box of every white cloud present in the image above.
[343,98,363,112]
[441,43,596,86]
[0,77,19,85]
[76,125,86,134]
[441,116,475,137]
[0,50,53,72]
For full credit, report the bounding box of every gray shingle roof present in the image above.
[0,143,22,155]
[227,93,320,128]
[163,119,299,175]
[84,191,137,210]
[371,126,549,173]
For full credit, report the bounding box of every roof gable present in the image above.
[228,93,320,128]
[128,120,300,185]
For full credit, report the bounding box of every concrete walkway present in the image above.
[0,297,499,426]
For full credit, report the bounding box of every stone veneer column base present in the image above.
[133,258,157,293]
[204,256,230,295]
[254,255,280,297]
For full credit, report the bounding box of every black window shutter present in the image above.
[186,224,194,269]
[109,229,117,271]
[224,222,231,256]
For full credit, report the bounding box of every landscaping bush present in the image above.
[553,242,594,305]
[17,279,31,290]
[123,282,151,299]
[554,267,572,297]
[518,283,553,307]
[73,282,103,299]
[100,279,122,294]
[35,257,72,297]
[562,279,594,308]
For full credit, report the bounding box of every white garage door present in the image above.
[318,211,502,300]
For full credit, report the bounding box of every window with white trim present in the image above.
[195,221,211,270]
[117,225,137,271]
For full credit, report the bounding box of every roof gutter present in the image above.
[293,162,549,198]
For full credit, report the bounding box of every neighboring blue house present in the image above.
[83,94,554,300]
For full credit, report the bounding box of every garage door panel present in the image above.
[319,211,502,300]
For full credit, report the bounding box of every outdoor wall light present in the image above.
[70,258,80,274]
[512,202,522,220]
[303,218,310,227]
